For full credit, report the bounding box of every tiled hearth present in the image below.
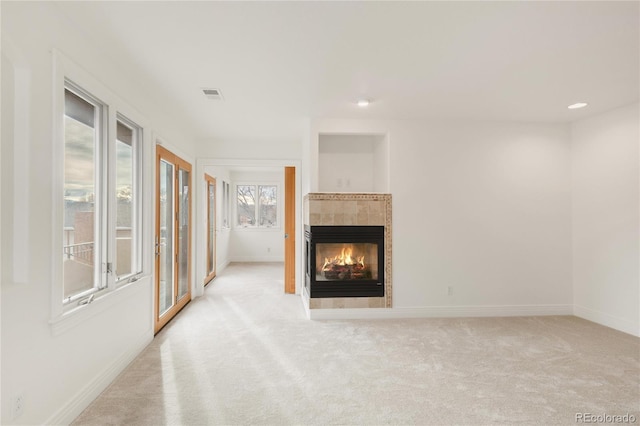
[303,193,392,309]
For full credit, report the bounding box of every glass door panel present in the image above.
[158,159,174,316]
[155,145,191,333]
[205,174,216,284]
[177,168,190,301]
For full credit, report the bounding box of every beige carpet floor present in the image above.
[73,262,640,425]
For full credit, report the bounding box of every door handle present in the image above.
[284,233,289,239]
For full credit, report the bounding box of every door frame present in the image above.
[155,144,192,333]
[194,159,302,298]
[284,166,295,293]
[204,173,216,285]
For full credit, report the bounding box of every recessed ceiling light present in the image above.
[568,102,588,109]
[357,99,370,107]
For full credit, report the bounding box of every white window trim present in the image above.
[50,49,152,333]
[234,181,281,230]
[63,81,109,302]
[222,180,231,229]
[114,114,144,285]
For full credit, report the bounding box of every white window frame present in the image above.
[51,50,151,332]
[234,182,280,229]
[222,180,231,229]
[114,114,144,284]
[61,82,109,302]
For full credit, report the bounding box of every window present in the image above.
[222,180,230,229]
[115,117,142,281]
[236,184,278,227]
[236,184,256,226]
[63,86,105,300]
[62,82,142,304]
[258,185,277,226]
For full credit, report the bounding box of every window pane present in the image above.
[258,185,277,227]
[63,89,98,300]
[237,185,256,226]
[115,120,134,279]
[222,181,228,228]
[221,182,225,227]
[225,181,230,228]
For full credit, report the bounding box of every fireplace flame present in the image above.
[322,246,365,271]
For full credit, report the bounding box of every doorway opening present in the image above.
[196,161,300,298]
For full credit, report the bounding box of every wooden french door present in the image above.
[204,174,216,285]
[284,166,295,293]
[155,145,192,333]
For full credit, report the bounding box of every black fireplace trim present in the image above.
[305,225,384,298]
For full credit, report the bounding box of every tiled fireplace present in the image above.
[303,193,392,309]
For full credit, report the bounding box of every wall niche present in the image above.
[318,133,389,193]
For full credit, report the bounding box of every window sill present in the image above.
[49,275,150,337]
[233,227,282,232]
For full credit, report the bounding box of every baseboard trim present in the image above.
[45,330,153,425]
[573,305,639,337]
[308,304,573,320]
[229,256,283,263]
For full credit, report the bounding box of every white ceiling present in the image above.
[54,1,639,146]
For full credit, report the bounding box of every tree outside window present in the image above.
[236,184,277,227]
[258,185,277,226]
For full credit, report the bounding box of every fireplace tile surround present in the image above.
[303,193,392,309]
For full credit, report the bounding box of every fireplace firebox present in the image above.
[305,226,384,298]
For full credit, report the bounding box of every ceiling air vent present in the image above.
[202,88,224,100]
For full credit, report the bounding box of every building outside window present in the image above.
[62,82,143,305]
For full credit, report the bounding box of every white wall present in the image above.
[319,135,375,192]
[1,53,15,286]
[571,103,640,336]
[310,118,573,313]
[1,2,197,424]
[197,138,301,161]
[302,118,312,196]
[373,134,390,193]
[317,134,389,193]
